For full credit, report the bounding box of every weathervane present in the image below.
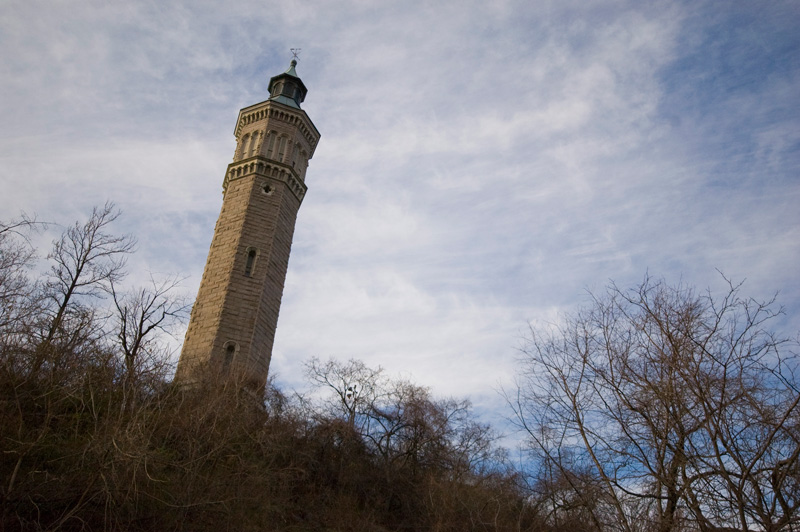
[290,48,301,62]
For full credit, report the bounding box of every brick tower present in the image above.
[176,60,320,388]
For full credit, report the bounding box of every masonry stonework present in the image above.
[176,61,320,389]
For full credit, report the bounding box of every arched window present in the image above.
[248,131,259,157]
[222,341,238,373]
[239,133,250,159]
[277,137,287,162]
[263,132,272,158]
[266,132,277,159]
[244,247,257,276]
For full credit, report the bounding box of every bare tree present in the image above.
[306,356,390,430]
[305,357,522,529]
[110,273,189,407]
[1,205,135,518]
[38,202,135,355]
[0,215,45,342]
[510,276,800,532]
[306,357,503,479]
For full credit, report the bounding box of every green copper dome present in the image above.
[267,60,308,109]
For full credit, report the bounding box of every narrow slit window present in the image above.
[277,137,286,162]
[225,344,235,366]
[244,248,257,276]
[248,132,258,157]
[223,342,237,374]
[240,134,250,159]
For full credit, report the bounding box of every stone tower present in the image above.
[176,60,320,389]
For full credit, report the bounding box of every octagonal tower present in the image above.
[176,60,320,389]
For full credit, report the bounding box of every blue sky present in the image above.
[1,0,798,417]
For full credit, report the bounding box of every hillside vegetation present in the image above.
[2,206,798,531]
[0,206,533,530]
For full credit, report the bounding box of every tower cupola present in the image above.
[267,60,308,109]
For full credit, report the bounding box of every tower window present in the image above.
[240,134,250,159]
[248,131,259,157]
[266,132,276,159]
[277,137,287,162]
[244,248,258,276]
[222,341,239,373]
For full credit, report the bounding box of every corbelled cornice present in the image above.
[223,157,308,203]
[234,100,320,154]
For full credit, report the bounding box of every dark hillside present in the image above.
[0,209,538,531]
